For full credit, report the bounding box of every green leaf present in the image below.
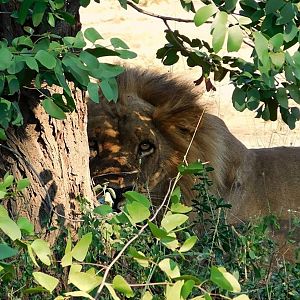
[148,221,168,239]
[85,46,119,58]
[171,186,181,204]
[128,247,149,267]
[80,0,91,7]
[48,13,55,27]
[100,78,118,101]
[253,32,269,66]
[6,75,20,95]
[212,11,228,53]
[74,31,87,49]
[269,33,284,51]
[0,128,6,140]
[116,49,137,59]
[71,232,92,261]
[93,205,113,216]
[194,4,217,27]
[112,275,134,298]
[210,266,241,292]
[33,272,59,293]
[224,0,238,12]
[106,284,121,300]
[276,3,296,25]
[69,267,102,292]
[178,162,204,175]
[284,22,298,43]
[124,191,150,208]
[270,52,285,69]
[80,50,99,69]
[276,87,289,109]
[19,0,34,25]
[126,201,150,224]
[232,87,246,111]
[0,209,21,240]
[246,88,260,111]
[17,216,34,235]
[17,178,30,191]
[87,82,100,103]
[158,258,180,278]
[111,38,129,49]
[32,2,47,27]
[166,280,184,300]
[163,49,179,66]
[227,26,243,52]
[141,291,153,300]
[23,56,39,72]
[2,174,14,188]
[84,27,103,43]
[35,50,57,69]
[64,291,94,299]
[179,236,197,252]
[31,239,51,266]
[265,0,285,14]
[287,84,300,104]
[181,279,195,299]
[0,243,18,260]
[233,295,250,300]
[170,203,192,214]
[161,213,188,233]
[42,98,66,120]
[61,232,72,267]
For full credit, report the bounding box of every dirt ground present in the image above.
[80,1,300,148]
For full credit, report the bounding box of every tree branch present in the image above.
[127,1,194,23]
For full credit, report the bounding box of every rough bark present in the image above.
[0,1,93,238]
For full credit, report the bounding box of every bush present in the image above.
[0,163,299,299]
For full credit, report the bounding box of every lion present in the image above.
[88,66,300,258]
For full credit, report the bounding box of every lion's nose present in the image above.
[113,185,134,203]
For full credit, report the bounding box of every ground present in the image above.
[80,0,300,148]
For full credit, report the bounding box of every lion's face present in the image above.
[88,68,204,207]
[88,95,180,206]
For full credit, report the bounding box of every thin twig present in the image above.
[94,181,174,299]
[183,109,205,165]
[127,1,194,23]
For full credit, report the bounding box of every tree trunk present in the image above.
[0,1,93,239]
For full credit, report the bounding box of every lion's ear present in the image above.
[153,100,204,135]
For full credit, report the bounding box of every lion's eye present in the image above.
[138,141,155,157]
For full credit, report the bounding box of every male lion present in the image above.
[88,67,300,256]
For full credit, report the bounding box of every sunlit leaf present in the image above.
[179,236,197,252]
[158,258,180,278]
[84,27,103,43]
[210,266,241,292]
[194,4,217,27]
[17,216,34,235]
[71,232,92,261]
[33,272,59,293]
[112,275,134,298]
[227,26,243,52]
[212,11,228,53]
[161,213,188,232]
[31,239,51,266]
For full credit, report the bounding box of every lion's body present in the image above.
[88,67,300,257]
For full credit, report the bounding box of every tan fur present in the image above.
[88,67,300,258]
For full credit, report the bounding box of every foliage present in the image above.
[1,164,300,299]
[0,0,136,139]
[132,0,300,129]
